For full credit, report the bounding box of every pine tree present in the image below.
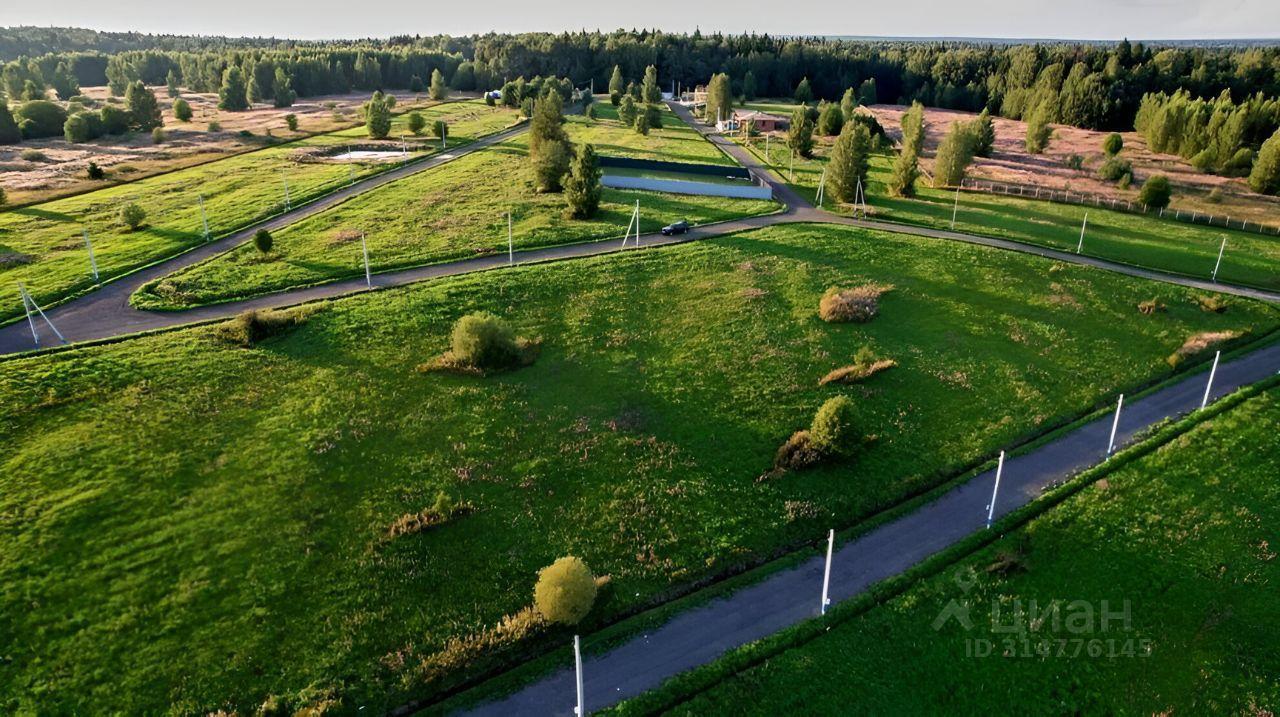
[407,111,426,135]
[563,143,602,218]
[794,77,813,104]
[817,102,844,136]
[218,66,250,111]
[618,94,637,126]
[787,107,814,157]
[429,68,449,100]
[1024,100,1053,153]
[888,142,920,197]
[608,65,625,98]
[364,91,391,139]
[52,62,79,100]
[634,110,650,135]
[971,108,995,157]
[933,121,977,187]
[272,67,295,108]
[825,121,871,203]
[529,91,571,193]
[840,88,857,119]
[899,101,925,156]
[704,72,732,124]
[1249,127,1280,195]
[166,69,180,98]
[641,65,661,104]
[125,80,162,131]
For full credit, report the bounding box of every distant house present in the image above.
[716,109,790,133]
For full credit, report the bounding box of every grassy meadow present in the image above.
[731,104,1280,291]
[650,386,1280,716]
[2,222,1274,713]
[132,106,769,309]
[0,99,521,323]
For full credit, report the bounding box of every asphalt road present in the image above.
[461,333,1280,717]
[2,103,1276,358]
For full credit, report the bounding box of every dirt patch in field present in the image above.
[866,104,1280,229]
[0,86,460,205]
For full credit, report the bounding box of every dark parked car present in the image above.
[661,220,691,236]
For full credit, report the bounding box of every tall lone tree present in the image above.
[218,67,250,111]
[165,69,180,98]
[125,81,162,131]
[840,88,858,119]
[529,91,572,193]
[429,68,449,100]
[891,102,926,197]
[641,65,662,104]
[563,143,602,218]
[826,121,871,203]
[1024,100,1053,153]
[787,106,814,157]
[704,72,732,124]
[273,67,296,108]
[364,91,392,139]
[933,121,978,187]
[971,108,995,157]
[794,77,814,104]
[608,65,625,104]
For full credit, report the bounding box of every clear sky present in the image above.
[3,0,1277,41]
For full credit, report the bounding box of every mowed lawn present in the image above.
[1,223,1275,714]
[0,99,521,322]
[654,387,1280,716]
[132,108,771,309]
[730,105,1280,291]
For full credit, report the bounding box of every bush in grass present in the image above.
[1097,157,1132,182]
[120,203,146,230]
[633,111,650,136]
[534,556,597,625]
[644,103,662,130]
[618,94,637,126]
[407,111,425,135]
[1118,172,1132,190]
[818,284,891,323]
[86,161,105,180]
[432,120,448,140]
[1138,174,1172,209]
[1205,187,1223,203]
[20,148,46,162]
[151,127,166,144]
[253,229,273,253]
[819,346,897,385]
[563,143,601,219]
[774,430,823,471]
[99,104,130,134]
[284,113,298,132]
[207,120,222,132]
[172,97,192,122]
[1103,132,1123,156]
[448,312,523,369]
[809,395,857,455]
[215,308,308,347]
[16,100,67,138]
[364,91,392,139]
[485,93,496,107]
[1065,154,1084,170]
[64,111,103,142]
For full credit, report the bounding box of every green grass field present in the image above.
[583,101,735,165]
[652,386,1280,716]
[0,99,521,323]
[730,106,1280,291]
[2,222,1273,714]
[132,108,770,309]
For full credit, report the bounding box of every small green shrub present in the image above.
[533,557,598,625]
[1097,157,1131,182]
[20,148,46,162]
[809,395,857,456]
[284,113,298,132]
[120,203,146,230]
[207,120,222,132]
[215,308,308,347]
[450,312,519,369]
[407,111,425,135]
[1205,187,1224,204]
[1117,172,1132,190]
[151,127,166,144]
[1102,132,1123,156]
[172,98,192,122]
[774,430,822,471]
[1065,154,1084,170]
[253,229,273,253]
[86,161,105,180]
[1138,174,1173,209]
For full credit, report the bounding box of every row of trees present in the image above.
[7,33,1280,131]
[0,79,163,143]
[1135,89,1280,176]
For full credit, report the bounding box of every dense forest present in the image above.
[3,28,1280,189]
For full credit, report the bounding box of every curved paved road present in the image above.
[2,103,1276,358]
[459,339,1279,716]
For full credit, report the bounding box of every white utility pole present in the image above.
[19,283,39,345]
[349,164,356,186]
[820,528,834,615]
[17,282,66,345]
[82,228,99,282]
[815,168,826,208]
[1200,351,1221,409]
[573,635,585,716]
[198,194,211,241]
[1076,212,1088,254]
[1211,236,1227,282]
[1107,394,1124,456]
[360,232,372,288]
[985,451,1005,529]
[506,212,514,265]
[950,186,960,229]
